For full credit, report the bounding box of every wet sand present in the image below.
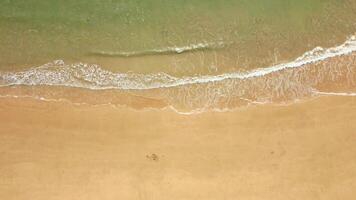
[0,95,355,200]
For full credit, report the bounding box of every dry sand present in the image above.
[0,95,356,200]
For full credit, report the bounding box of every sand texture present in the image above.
[0,95,355,200]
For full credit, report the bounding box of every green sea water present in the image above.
[0,0,355,75]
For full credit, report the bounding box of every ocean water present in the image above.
[0,0,356,113]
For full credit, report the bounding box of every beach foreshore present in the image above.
[0,94,355,200]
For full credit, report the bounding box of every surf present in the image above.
[0,35,355,90]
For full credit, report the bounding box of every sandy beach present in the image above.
[0,95,355,200]
[1,1,356,199]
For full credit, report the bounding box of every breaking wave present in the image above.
[91,41,228,57]
[0,35,355,113]
[1,35,355,90]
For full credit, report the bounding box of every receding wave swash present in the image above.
[0,35,355,112]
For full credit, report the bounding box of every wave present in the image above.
[0,35,355,112]
[90,41,228,57]
[0,35,355,91]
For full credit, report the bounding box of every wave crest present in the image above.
[0,35,355,112]
[91,41,228,57]
[1,35,355,90]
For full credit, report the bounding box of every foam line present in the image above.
[91,41,228,57]
[0,35,355,90]
[315,91,356,96]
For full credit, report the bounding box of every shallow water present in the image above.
[2,2,356,200]
[0,0,356,112]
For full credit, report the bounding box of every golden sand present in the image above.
[0,95,355,200]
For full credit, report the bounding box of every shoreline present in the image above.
[1,1,356,199]
[1,35,355,90]
[0,90,354,115]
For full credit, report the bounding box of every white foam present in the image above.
[91,41,227,57]
[314,91,356,96]
[0,35,355,90]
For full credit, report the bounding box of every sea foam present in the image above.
[1,35,355,91]
[91,41,228,57]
